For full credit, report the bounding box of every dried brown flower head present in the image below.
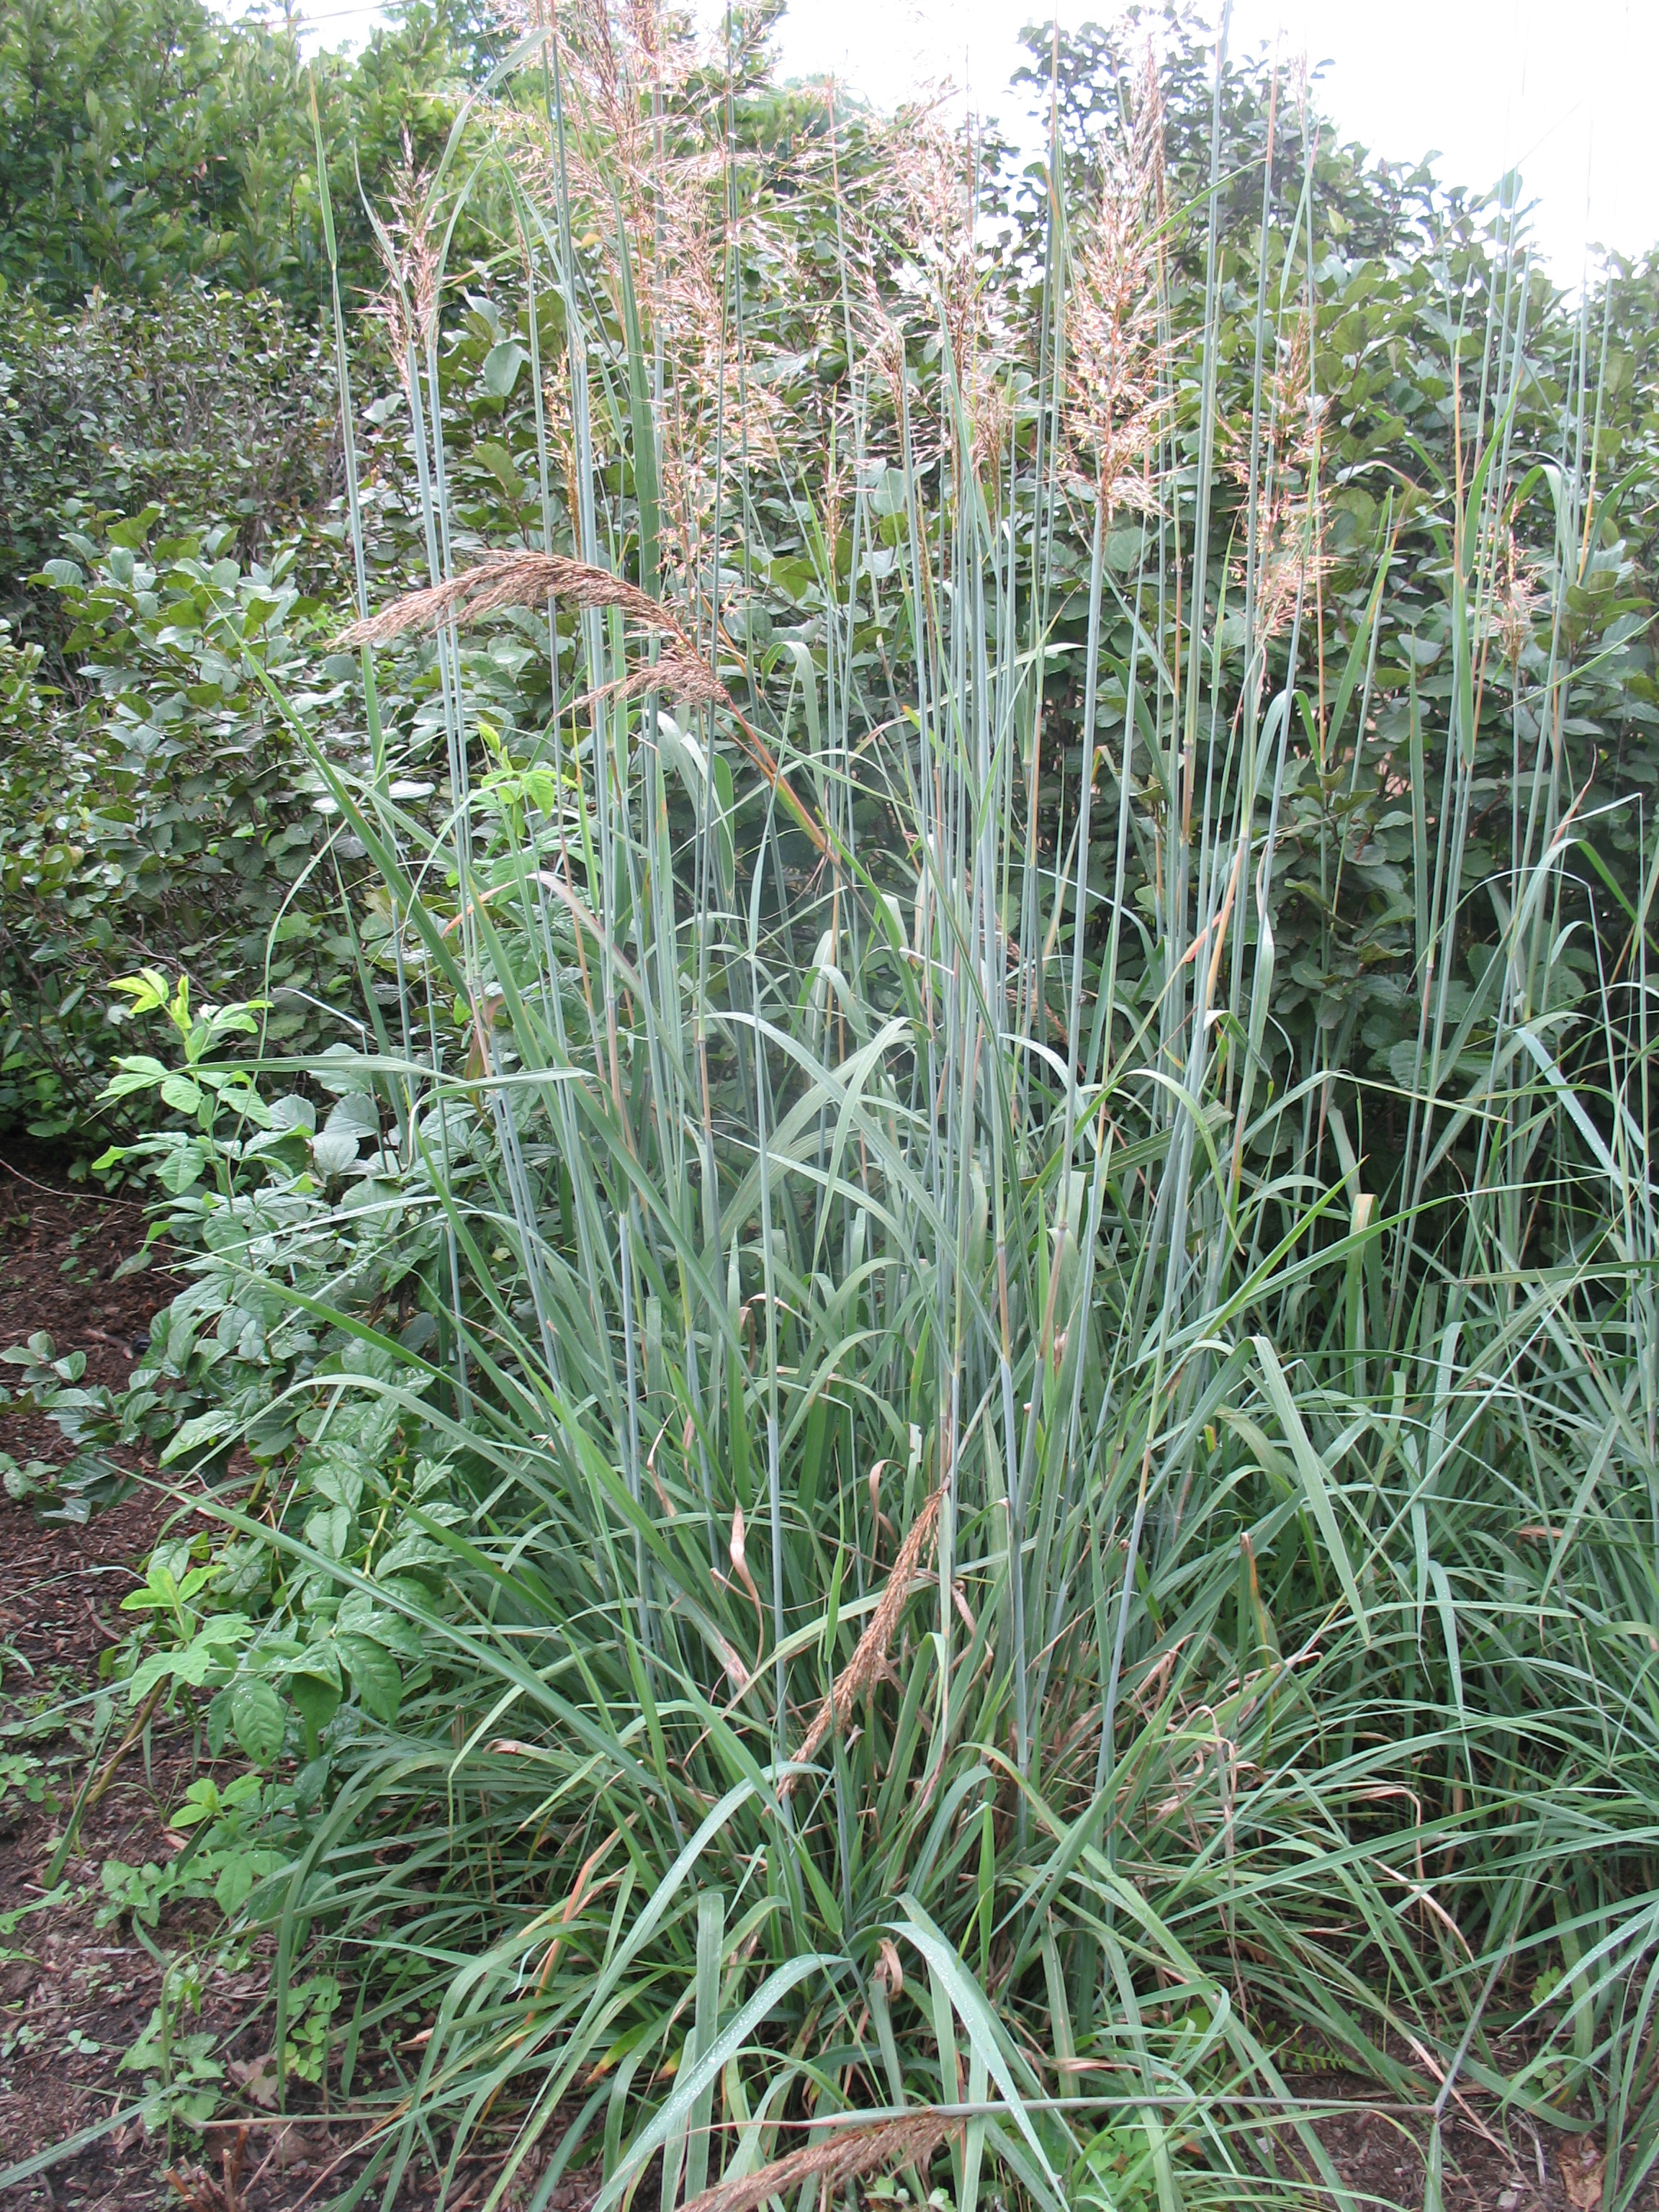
[1225,314,1331,663]
[680,2113,951,2212]
[339,552,832,856]
[1064,40,1167,514]
[370,129,441,394]
[968,363,1014,487]
[783,1483,945,1791]
[337,551,664,648]
[1484,529,1546,665]
[494,0,800,599]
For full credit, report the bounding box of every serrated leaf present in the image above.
[338,1634,401,1722]
[214,1847,288,1916]
[230,1675,286,1766]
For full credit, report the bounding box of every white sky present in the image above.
[761,0,1658,279]
[288,0,1658,278]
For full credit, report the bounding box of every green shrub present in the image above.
[0,517,374,1148]
[0,0,498,316]
[0,261,619,1150]
[0,285,335,639]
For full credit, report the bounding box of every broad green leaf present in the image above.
[482,340,527,397]
[338,1634,401,1723]
[230,1676,287,1766]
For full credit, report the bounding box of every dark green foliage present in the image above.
[0,284,336,643]
[0,0,492,317]
[0,270,601,1148]
[6,7,1659,2205]
[0,256,611,1147]
[0,517,372,1146]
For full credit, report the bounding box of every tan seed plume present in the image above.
[1065,39,1168,514]
[621,637,732,711]
[783,1484,944,1794]
[680,2113,949,2212]
[369,129,440,397]
[338,554,834,858]
[336,552,666,649]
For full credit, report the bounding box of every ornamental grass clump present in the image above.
[48,8,1659,2211]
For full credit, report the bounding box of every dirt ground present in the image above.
[0,1164,379,2210]
[1290,2092,1640,2211]
[0,1152,1649,2212]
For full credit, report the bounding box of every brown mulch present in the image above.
[0,1163,383,2210]
[1,1165,157,2195]
[0,1160,508,2212]
[1269,2083,1651,2211]
[0,1160,210,2208]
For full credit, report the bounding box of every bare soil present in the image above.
[0,1164,372,2210]
[1292,2084,1646,2211]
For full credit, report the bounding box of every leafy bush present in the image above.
[0,285,336,638]
[0,519,380,1146]
[0,268,604,1148]
[0,0,498,315]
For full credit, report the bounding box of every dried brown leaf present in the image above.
[1563,2138,1605,2211]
